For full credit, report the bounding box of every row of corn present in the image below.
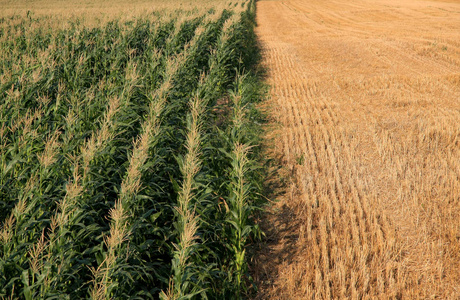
[0,0,264,298]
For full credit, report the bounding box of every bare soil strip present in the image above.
[254,0,460,298]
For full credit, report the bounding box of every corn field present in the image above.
[0,0,264,298]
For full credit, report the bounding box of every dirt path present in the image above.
[254,0,460,298]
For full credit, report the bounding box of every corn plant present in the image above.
[0,1,265,298]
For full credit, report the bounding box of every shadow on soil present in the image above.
[248,132,303,298]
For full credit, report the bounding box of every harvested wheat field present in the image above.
[253,0,460,298]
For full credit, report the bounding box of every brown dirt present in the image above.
[253,0,460,298]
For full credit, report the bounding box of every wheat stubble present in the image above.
[254,0,460,298]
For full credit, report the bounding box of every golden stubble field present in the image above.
[254,0,460,298]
